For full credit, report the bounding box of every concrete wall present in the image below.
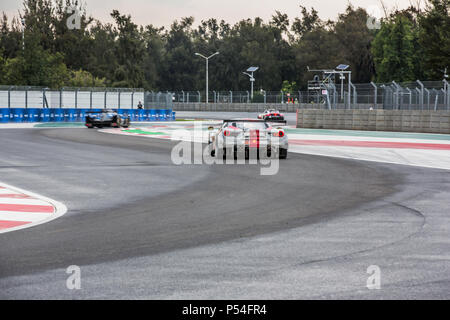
[296,109,450,134]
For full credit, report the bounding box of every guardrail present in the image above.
[0,108,176,123]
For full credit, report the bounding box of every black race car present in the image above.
[85,109,130,129]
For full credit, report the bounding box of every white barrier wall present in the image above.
[62,91,75,108]
[77,91,90,108]
[48,91,60,108]
[11,91,27,108]
[91,92,104,108]
[0,89,145,109]
[0,91,8,108]
[105,92,118,109]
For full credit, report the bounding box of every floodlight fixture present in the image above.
[247,67,259,73]
[243,67,259,100]
[336,64,350,71]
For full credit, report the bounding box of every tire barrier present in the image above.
[0,108,175,123]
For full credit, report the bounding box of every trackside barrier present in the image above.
[0,108,10,123]
[27,109,40,122]
[150,109,156,121]
[144,110,150,121]
[137,109,145,121]
[11,108,24,122]
[40,108,50,122]
[77,109,86,122]
[0,108,175,123]
[53,109,64,122]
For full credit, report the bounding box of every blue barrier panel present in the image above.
[67,109,77,122]
[132,109,139,121]
[143,109,150,121]
[0,109,10,123]
[52,109,64,122]
[159,109,167,121]
[10,108,24,123]
[149,109,156,121]
[62,109,69,122]
[165,109,172,121]
[35,108,43,122]
[76,109,86,122]
[171,111,176,121]
[26,108,40,122]
[22,109,30,122]
[137,109,145,122]
[40,108,50,122]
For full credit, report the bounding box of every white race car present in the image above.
[208,119,288,159]
[257,109,285,121]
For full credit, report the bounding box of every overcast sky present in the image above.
[1,0,420,27]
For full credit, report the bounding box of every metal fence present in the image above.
[173,90,303,104]
[0,86,174,110]
[1,81,448,111]
[172,80,450,110]
[145,91,174,109]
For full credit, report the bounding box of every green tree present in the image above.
[418,0,450,79]
[334,6,375,83]
[85,22,118,84]
[52,0,93,71]
[110,10,146,88]
[372,16,416,82]
[4,40,69,88]
[159,17,199,90]
[0,13,22,59]
[66,69,105,87]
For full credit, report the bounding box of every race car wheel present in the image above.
[280,148,288,159]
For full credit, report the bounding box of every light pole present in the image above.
[243,67,259,101]
[195,52,219,104]
[21,18,25,52]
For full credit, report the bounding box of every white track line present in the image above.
[0,189,21,195]
[0,212,53,223]
[0,198,54,205]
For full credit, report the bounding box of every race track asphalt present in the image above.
[0,126,449,299]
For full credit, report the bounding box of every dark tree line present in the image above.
[0,0,448,91]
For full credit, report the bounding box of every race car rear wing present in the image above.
[223,119,287,125]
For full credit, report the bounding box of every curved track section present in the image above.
[0,127,449,299]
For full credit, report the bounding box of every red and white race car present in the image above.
[208,119,289,159]
[257,109,285,121]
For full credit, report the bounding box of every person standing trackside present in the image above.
[137,101,143,109]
